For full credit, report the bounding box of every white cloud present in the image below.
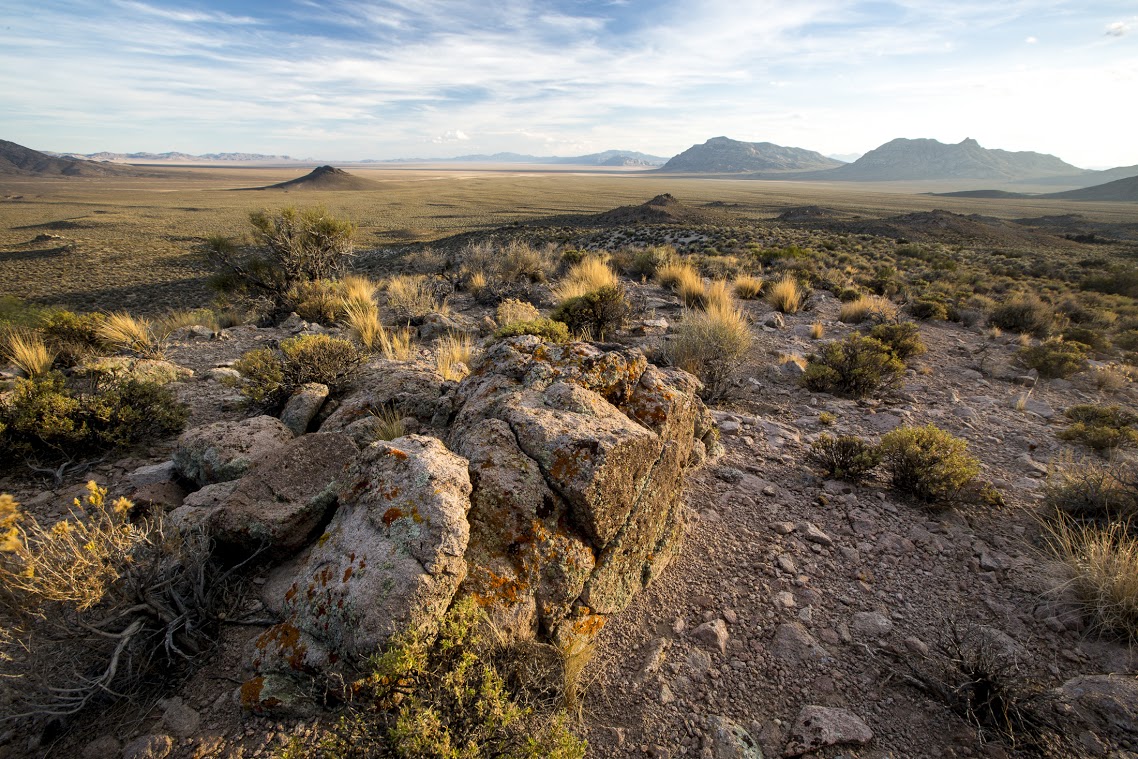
[431,130,470,143]
[1105,20,1131,37]
[1025,36,1039,43]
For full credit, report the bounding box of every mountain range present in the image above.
[49,150,302,164]
[661,136,842,173]
[367,149,667,166]
[0,139,149,176]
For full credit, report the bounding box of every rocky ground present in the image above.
[3,262,1137,759]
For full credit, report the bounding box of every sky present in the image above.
[1,1,1136,168]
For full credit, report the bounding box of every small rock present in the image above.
[775,591,796,609]
[783,706,873,756]
[82,735,121,759]
[764,313,785,330]
[160,697,200,738]
[771,623,828,664]
[691,619,729,655]
[707,715,764,759]
[279,382,330,436]
[798,522,833,547]
[207,367,242,382]
[771,522,795,535]
[121,734,173,759]
[127,461,178,489]
[850,611,893,639]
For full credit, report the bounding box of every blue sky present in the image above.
[2,1,1136,167]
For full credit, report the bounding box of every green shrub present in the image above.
[39,310,107,366]
[203,206,356,320]
[1061,326,1111,353]
[0,371,187,464]
[802,335,905,398]
[1018,339,1088,379]
[1043,456,1137,521]
[550,284,629,340]
[495,318,571,343]
[668,302,753,401]
[282,597,586,758]
[1058,404,1138,453]
[909,299,949,321]
[879,425,980,504]
[868,322,927,361]
[989,295,1053,337]
[613,245,676,278]
[809,434,881,481]
[235,334,360,409]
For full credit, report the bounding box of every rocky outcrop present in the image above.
[246,435,472,706]
[173,416,294,486]
[279,382,329,436]
[319,359,456,436]
[448,336,714,643]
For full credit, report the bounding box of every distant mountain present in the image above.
[53,150,300,163]
[659,137,843,173]
[0,139,146,176]
[827,153,861,164]
[817,138,1085,182]
[375,149,666,166]
[249,165,379,191]
[1042,175,1138,202]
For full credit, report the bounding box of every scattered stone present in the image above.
[81,735,121,759]
[121,734,173,759]
[708,715,764,759]
[207,367,242,382]
[784,705,873,756]
[279,382,330,435]
[1054,675,1138,745]
[850,611,893,639]
[127,461,178,489]
[764,313,785,330]
[771,623,828,664]
[798,522,833,547]
[691,619,729,655]
[159,697,201,738]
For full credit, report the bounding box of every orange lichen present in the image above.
[343,567,354,583]
[387,447,409,460]
[382,507,404,526]
[240,676,265,708]
[255,621,310,671]
[571,612,606,637]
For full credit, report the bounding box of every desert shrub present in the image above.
[1058,404,1138,452]
[436,333,474,382]
[766,276,802,314]
[989,294,1053,337]
[551,284,629,340]
[1043,455,1137,521]
[1017,339,1088,379]
[0,371,187,465]
[0,296,48,328]
[802,335,905,398]
[499,240,557,283]
[613,245,676,278]
[98,311,164,358]
[839,294,898,324]
[733,275,764,299]
[1061,326,1110,353]
[495,318,571,343]
[668,302,753,401]
[235,335,360,409]
[290,279,344,324]
[879,425,980,503]
[809,434,881,481]
[868,321,927,361]
[1045,517,1138,643]
[496,298,541,327]
[2,328,54,378]
[1089,364,1134,393]
[203,207,356,319]
[0,484,229,720]
[279,597,586,759]
[552,258,617,302]
[909,299,949,321]
[39,310,107,366]
[386,274,447,318]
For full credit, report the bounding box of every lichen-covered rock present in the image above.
[252,435,471,679]
[319,359,454,433]
[173,415,293,486]
[79,356,192,385]
[1054,675,1138,746]
[448,337,713,642]
[279,382,329,435]
[208,433,356,556]
[784,705,873,756]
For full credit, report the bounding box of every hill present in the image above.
[590,193,725,225]
[55,150,301,164]
[660,136,842,173]
[254,166,379,191]
[1042,174,1138,202]
[816,137,1085,182]
[0,139,146,176]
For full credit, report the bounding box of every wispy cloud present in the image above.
[0,0,1134,166]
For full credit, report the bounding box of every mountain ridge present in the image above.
[660,136,842,173]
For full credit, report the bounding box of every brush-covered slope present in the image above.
[821,137,1085,182]
[661,136,842,173]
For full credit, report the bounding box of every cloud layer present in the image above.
[2,0,1136,167]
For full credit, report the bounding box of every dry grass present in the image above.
[733,275,764,299]
[670,299,753,401]
[839,294,898,324]
[552,258,618,302]
[156,308,220,333]
[467,270,488,295]
[97,311,163,358]
[342,300,385,353]
[386,274,447,317]
[810,322,825,339]
[778,352,807,370]
[657,262,705,307]
[766,276,802,314]
[341,274,379,310]
[1091,364,1134,394]
[1045,516,1138,642]
[368,405,406,441]
[3,328,55,377]
[436,332,474,381]
[559,636,596,720]
[703,280,734,312]
[496,298,541,327]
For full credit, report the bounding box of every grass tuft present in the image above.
[436,333,474,381]
[766,276,802,314]
[552,258,618,302]
[3,329,55,377]
[97,312,163,358]
[839,294,898,324]
[1045,517,1138,643]
[733,275,764,300]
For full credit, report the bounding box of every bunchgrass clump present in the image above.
[766,276,802,314]
[1043,455,1136,521]
[3,328,55,378]
[1045,517,1138,643]
[809,434,881,481]
[495,298,541,327]
[552,258,618,302]
[879,425,980,504]
[386,275,446,318]
[97,311,164,359]
[839,295,898,324]
[733,275,764,300]
[669,301,753,401]
[802,334,905,398]
[436,333,474,382]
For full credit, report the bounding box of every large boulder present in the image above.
[319,359,456,434]
[250,435,472,686]
[207,433,357,556]
[173,416,293,486]
[1054,674,1138,748]
[448,337,714,643]
[279,382,330,436]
